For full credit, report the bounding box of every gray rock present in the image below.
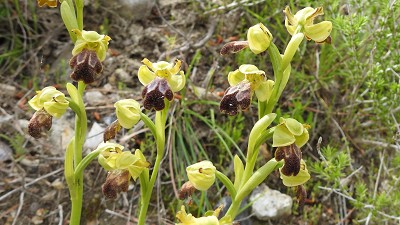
[49,115,74,155]
[84,90,105,106]
[0,140,12,162]
[250,184,293,220]
[84,122,105,150]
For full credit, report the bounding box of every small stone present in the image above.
[84,91,106,106]
[250,184,293,220]
[0,141,12,162]
[114,68,131,84]
[49,115,74,154]
[84,122,105,150]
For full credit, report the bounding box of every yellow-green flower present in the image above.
[220,64,274,115]
[283,6,332,43]
[114,99,141,129]
[272,117,309,147]
[280,159,310,187]
[97,142,149,180]
[138,58,185,92]
[138,58,185,110]
[247,23,272,54]
[176,206,222,225]
[28,86,69,118]
[72,29,111,61]
[186,161,216,191]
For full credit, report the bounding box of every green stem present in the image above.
[137,105,168,225]
[69,81,87,225]
[74,148,102,176]
[223,159,280,222]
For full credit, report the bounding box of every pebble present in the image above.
[250,184,293,220]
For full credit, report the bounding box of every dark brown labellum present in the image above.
[220,41,249,55]
[28,109,53,139]
[69,49,103,84]
[274,144,302,176]
[179,181,196,200]
[220,81,252,116]
[142,77,173,111]
[103,120,122,142]
[102,170,130,199]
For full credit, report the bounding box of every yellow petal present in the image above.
[295,128,309,148]
[81,30,104,42]
[116,151,138,168]
[272,124,296,147]
[284,118,304,136]
[138,65,156,86]
[304,21,332,42]
[167,71,186,92]
[255,80,274,102]
[227,69,245,86]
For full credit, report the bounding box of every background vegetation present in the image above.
[0,0,399,224]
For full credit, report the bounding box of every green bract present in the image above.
[228,64,274,102]
[114,99,141,129]
[280,159,310,186]
[272,117,309,147]
[186,160,216,191]
[138,58,185,92]
[71,29,111,61]
[28,86,69,118]
[284,6,332,43]
[247,23,272,54]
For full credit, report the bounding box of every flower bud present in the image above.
[28,86,69,118]
[186,161,216,191]
[114,99,141,129]
[69,49,103,84]
[28,109,53,139]
[247,23,272,54]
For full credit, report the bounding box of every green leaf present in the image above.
[233,155,244,191]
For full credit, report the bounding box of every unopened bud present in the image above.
[247,23,272,54]
[186,161,216,191]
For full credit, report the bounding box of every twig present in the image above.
[0,168,63,201]
[58,205,63,225]
[354,139,400,151]
[11,191,24,225]
[316,137,327,162]
[319,186,400,222]
[204,0,266,14]
[158,19,217,60]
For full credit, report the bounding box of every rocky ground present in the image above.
[0,0,382,224]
